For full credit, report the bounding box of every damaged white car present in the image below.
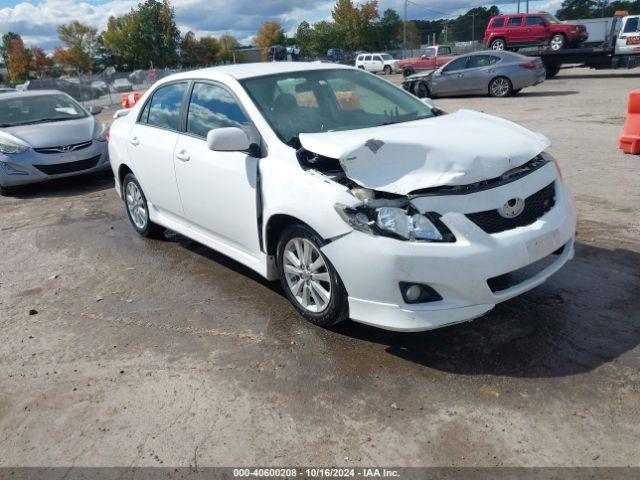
[108,63,576,332]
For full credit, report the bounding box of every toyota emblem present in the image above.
[499,198,525,218]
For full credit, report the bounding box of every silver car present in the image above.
[402,51,546,98]
[0,90,109,195]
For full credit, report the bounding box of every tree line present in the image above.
[3,0,639,83]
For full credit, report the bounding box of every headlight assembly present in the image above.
[335,204,452,242]
[93,121,108,142]
[0,140,28,155]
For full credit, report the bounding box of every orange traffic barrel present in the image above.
[619,89,640,154]
[121,91,143,109]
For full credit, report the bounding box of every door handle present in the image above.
[129,137,139,146]
[176,150,190,162]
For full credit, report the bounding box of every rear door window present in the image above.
[143,82,188,131]
[508,17,523,27]
[526,16,545,26]
[467,55,499,69]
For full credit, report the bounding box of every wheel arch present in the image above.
[265,214,323,257]
[117,164,134,198]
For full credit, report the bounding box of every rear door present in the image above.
[463,55,500,93]
[126,81,188,217]
[524,15,548,45]
[506,16,525,45]
[173,81,261,256]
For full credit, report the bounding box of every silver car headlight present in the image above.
[93,121,108,142]
[335,204,450,242]
[0,139,28,155]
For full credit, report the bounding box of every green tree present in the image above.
[332,0,379,51]
[102,0,180,69]
[179,31,199,67]
[55,21,98,72]
[197,36,220,65]
[218,34,241,63]
[379,8,402,49]
[557,0,598,19]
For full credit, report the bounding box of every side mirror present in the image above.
[207,127,250,152]
[421,97,436,109]
[113,109,130,119]
[88,106,102,115]
[421,55,427,60]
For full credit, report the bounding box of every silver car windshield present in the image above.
[241,68,434,145]
[0,94,87,127]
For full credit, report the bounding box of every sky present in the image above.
[0,0,564,51]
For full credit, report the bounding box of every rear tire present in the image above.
[122,173,163,238]
[277,224,349,328]
[489,76,513,97]
[550,34,566,51]
[383,65,392,75]
[545,64,561,78]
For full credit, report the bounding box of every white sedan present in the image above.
[108,62,576,332]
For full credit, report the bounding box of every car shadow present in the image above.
[2,170,114,199]
[554,72,640,80]
[329,242,640,378]
[154,229,640,379]
[517,90,579,97]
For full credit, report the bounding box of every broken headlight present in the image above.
[335,204,451,242]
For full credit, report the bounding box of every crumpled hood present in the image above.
[299,109,551,195]
[1,117,95,148]
[405,69,436,82]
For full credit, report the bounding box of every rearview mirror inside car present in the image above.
[207,127,250,152]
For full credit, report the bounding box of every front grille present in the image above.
[34,140,92,154]
[466,182,556,234]
[34,155,101,175]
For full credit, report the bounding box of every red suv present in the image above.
[484,13,588,51]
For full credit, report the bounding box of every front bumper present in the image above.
[0,141,109,187]
[321,169,577,332]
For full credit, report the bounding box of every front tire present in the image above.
[490,38,506,50]
[489,76,513,97]
[277,224,348,328]
[413,80,430,98]
[122,173,163,238]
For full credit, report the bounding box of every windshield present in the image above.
[241,68,434,146]
[0,94,87,127]
[543,13,560,24]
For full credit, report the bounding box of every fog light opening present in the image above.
[400,282,443,304]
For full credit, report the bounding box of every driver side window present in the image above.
[186,82,251,138]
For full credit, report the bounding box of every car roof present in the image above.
[162,62,353,83]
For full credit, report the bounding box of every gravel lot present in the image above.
[1,68,639,467]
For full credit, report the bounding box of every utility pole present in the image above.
[443,19,448,43]
[403,0,408,54]
[517,0,520,13]
[471,11,475,51]
[526,0,529,13]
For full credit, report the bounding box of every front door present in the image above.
[173,81,261,257]
[524,15,548,45]
[432,56,469,96]
[126,81,189,217]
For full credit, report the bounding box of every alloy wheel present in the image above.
[490,78,511,97]
[491,40,505,50]
[283,238,332,313]
[125,181,148,230]
[550,35,565,51]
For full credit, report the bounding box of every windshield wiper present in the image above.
[13,117,78,126]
